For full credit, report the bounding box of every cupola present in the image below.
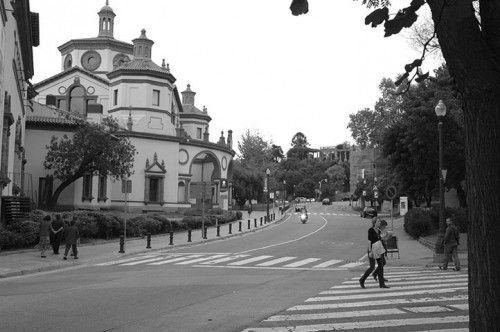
[132,29,154,59]
[181,84,196,105]
[98,0,116,38]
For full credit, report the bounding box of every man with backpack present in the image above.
[439,217,461,271]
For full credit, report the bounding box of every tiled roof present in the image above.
[26,102,82,126]
[33,66,109,89]
[114,59,170,73]
[182,104,204,115]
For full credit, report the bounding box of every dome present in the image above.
[98,1,115,14]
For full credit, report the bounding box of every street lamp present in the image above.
[435,100,447,253]
[282,180,286,213]
[266,168,270,222]
[319,178,328,200]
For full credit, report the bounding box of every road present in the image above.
[0,203,468,331]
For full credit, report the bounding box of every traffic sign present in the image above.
[385,185,398,200]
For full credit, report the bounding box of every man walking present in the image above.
[439,217,461,271]
[63,218,80,260]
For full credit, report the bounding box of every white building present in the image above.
[26,2,234,212]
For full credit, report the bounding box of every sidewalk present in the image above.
[0,210,285,279]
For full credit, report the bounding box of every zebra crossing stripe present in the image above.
[379,270,463,277]
[95,254,159,266]
[199,255,250,265]
[256,257,297,267]
[228,255,274,266]
[402,305,454,313]
[264,308,404,322]
[343,275,467,283]
[120,256,170,266]
[449,304,469,310]
[337,262,364,268]
[148,254,203,265]
[287,295,468,311]
[331,278,468,288]
[306,287,468,302]
[312,259,342,268]
[320,282,468,295]
[175,254,229,265]
[241,316,469,332]
[415,328,469,332]
[283,258,321,268]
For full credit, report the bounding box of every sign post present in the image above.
[385,185,398,231]
[121,179,132,252]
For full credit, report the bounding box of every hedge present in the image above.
[404,208,433,239]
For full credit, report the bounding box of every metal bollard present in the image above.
[239,221,242,232]
[273,213,275,220]
[259,217,262,226]
[169,231,174,245]
[146,233,151,249]
[248,220,251,229]
[217,225,220,237]
[229,223,232,234]
[203,226,208,239]
[188,229,192,242]
[254,218,257,228]
[119,235,125,253]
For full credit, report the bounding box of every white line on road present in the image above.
[199,255,250,265]
[448,304,469,310]
[344,275,468,283]
[192,265,349,271]
[415,329,469,332]
[305,287,468,302]
[174,254,228,265]
[287,295,468,311]
[148,254,203,265]
[256,257,297,267]
[241,316,469,332]
[332,277,468,288]
[228,255,274,266]
[120,256,170,266]
[402,305,454,313]
[283,258,321,268]
[95,254,159,266]
[337,262,365,268]
[312,259,342,268]
[264,308,404,322]
[321,282,468,294]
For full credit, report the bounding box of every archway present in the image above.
[188,151,221,207]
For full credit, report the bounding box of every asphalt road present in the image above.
[0,203,468,331]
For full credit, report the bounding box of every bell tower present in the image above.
[98,0,116,38]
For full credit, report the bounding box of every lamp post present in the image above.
[265,168,270,222]
[319,178,328,200]
[283,180,286,212]
[435,100,447,253]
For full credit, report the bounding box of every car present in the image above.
[341,195,351,201]
[322,198,331,205]
[310,198,315,202]
[361,206,378,218]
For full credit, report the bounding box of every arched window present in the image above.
[68,86,86,116]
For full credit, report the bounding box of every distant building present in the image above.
[319,144,350,163]
[349,147,388,193]
[0,0,39,223]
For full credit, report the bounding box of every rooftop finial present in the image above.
[106,0,109,5]
[203,106,207,113]
[140,29,147,38]
[187,83,191,90]
[162,59,166,68]
[166,63,170,73]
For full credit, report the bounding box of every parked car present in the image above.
[322,198,331,205]
[341,195,351,201]
[361,206,378,218]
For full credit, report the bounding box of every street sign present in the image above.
[442,169,448,182]
[385,185,398,200]
[220,179,228,192]
[270,192,274,199]
[121,180,132,194]
[374,191,379,198]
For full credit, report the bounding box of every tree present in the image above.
[287,132,311,160]
[269,144,285,163]
[237,130,270,168]
[231,160,264,207]
[325,164,347,191]
[43,117,136,208]
[291,132,309,148]
[290,0,500,328]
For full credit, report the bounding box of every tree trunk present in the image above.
[47,174,82,209]
[427,0,500,329]
[456,182,467,208]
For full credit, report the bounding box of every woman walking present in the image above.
[39,215,51,258]
[359,217,389,288]
[50,214,64,254]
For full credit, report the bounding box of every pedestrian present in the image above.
[373,219,391,282]
[359,217,389,288]
[439,217,461,271]
[247,202,253,218]
[63,217,80,260]
[50,214,64,254]
[39,215,51,258]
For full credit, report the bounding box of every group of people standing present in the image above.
[38,214,80,260]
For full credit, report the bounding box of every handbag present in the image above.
[371,240,386,259]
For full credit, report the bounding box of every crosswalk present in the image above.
[94,252,365,271]
[241,267,469,331]
[292,212,358,217]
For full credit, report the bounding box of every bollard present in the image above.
[259,217,262,226]
[203,226,208,239]
[273,213,275,220]
[239,221,242,232]
[146,233,151,249]
[229,223,232,234]
[217,225,220,237]
[169,231,174,245]
[119,235,125,253]
[248,220,251,229]
[254,218,257,228]
[188,229,192,242]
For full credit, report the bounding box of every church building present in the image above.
[25,2,234,211]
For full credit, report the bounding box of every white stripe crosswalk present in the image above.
[241,267,469,331]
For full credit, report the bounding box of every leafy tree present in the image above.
[43,117,136,208]
[325,164,347,192]
[290,1,500,327]
[231,160,264,207]
[291,132,309,148]
[237,130,270,168]
[269,144,285,163]
[287,132,311,160]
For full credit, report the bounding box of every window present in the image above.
[69,86,86,116]
[196,128,202,139]
[98,174,107,202]
[149,178,160,202]
[152,89,160,106]
[38,177,53,208]
[82,173,93,201]
[113,89,118,106]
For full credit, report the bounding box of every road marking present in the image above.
[343,275,468,283]
[337,262,364,268]
[120,256,170,266]
[312,259,342,268]
[402,305,454,313]
[264,308,404,322]
[448,303,469,310]
[305,287,468,302]
[332,277,469,288]
[228,255,274,266]
[174,254,228,265]
[256,257,297,267]
[199,255,250,264]
[237,217,328,254]
[283,258,321,268]
[287,295,468,311]
[241,316,469,332]
[95,254,159,266]
[320,282,468,294]
[415,329,469,332]
[148,254,203,265]
[192,265,349,271]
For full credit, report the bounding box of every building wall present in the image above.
[349,148,388,193]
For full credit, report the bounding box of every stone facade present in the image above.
[349,147,388,193]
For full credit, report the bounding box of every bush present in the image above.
[183,208,202,216]
[181,216,214,229]
[235,211,242,220]
[126,215,163,236]
[404,208,433,238]
[429,206,468,233]
[0,229,22,249]
[0,220,40,249]
[208,207,223,215]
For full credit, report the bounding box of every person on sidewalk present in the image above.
[50,214,64,255]
[247,202,253,218]
[39,215,51,258]
[359,218,389,289]
[63,218,80,260]
[439,217,461,271]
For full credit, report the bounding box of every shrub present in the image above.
[235,211,243,220]
[126,215,163,236]
[404,208,433,238]
[208,207,223,215]
[183,208,202,216]
[0,229,22,249]
[429,206,468,233]
[181,216,213,229]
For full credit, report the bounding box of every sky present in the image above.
[30,0,435,155]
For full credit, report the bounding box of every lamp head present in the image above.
[435,100,447,117]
